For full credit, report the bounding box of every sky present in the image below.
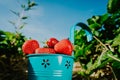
[0,0,108,44]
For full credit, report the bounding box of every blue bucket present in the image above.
[27,22,90,80]
[27,54,74,80]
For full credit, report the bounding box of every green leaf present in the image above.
[0,30,5,41]
[10,10,20,17]
[87,15,100,24]
[112,61,120,69]
[28,2,37,7]
[118,45,120,53]
[8,20,16,26]
[86,59,93,69]
[89,23,101,31]
[4,31,14,40]
[100,13,109,24]
[19,23,26,30]
[21,16,28,19]
[75,49,84,56]
[21,4,25,8]
[94,31,99,36]
[74,45,84,57]
[112,34,120,46]
[107,0,120,13]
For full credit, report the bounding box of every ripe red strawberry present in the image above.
[35,48,56,54]
[54,39,73,55]
[46,37,59,48]
[22,40,39,55]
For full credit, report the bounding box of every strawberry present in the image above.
[46,37,59,48]
[54,39,73,55]
[35,48,56,54]
[22,39,39,55]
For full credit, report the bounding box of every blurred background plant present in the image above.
[73,0,120,80]
[0,0,37,80]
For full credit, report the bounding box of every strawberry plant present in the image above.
[73,0,120,79]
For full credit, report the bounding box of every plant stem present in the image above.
[98,50,106,65]
[16,9,25,33]
[108,65,117,80]
[93,36,108,50]
[93,36,120,62]
[107,54,120,62]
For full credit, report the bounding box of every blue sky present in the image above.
[0,0,108,43]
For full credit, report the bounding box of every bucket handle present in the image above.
[69,22,93,57]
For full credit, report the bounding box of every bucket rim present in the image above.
[27,53,74,59]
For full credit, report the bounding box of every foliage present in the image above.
[0,0,37,80]
[0,30,27,80]
[74,0,120,79]
[107,0,120,14]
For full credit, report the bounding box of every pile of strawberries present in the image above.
[22,38,73,56]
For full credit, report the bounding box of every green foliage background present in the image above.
[0,31,27,80]
[74,0,120,79]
